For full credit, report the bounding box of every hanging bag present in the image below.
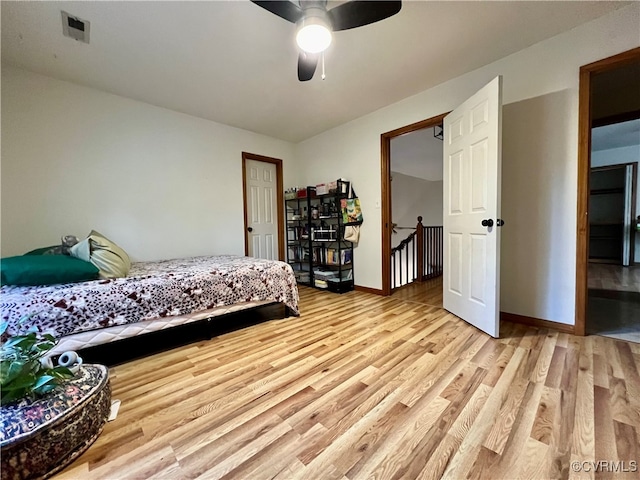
[340,183,363,225]
[341,183,363,243]
[344,224,360,243]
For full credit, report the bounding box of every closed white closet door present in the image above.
[245,159,278,260]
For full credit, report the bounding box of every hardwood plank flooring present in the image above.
[586,262,640,344]
[391,276,443,307]
[55,286,640,479]
[587,290,640,344]
[588,264,639,293]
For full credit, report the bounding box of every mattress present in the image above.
[50,299,271,354]
[1,255,299,346]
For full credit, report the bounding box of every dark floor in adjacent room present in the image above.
[587,289,640,343]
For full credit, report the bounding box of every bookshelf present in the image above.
[285,180,355,293]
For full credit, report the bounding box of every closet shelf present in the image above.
[590,188,625,195]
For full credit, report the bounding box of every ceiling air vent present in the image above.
[61,11,90,44]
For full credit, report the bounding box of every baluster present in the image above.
[425,226,429,279]
[433,227,437,278]
[414,234,418,283]
[439,227,443,275]
[429,227,434,279]
[400,244,407,287]
[431,227,436,277]
[424,227,428,279]
[391,252,396,290]
[416,216,424,282]
[399,244,402,287]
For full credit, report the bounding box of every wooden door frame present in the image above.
[241,152,285,260]
[574,47,640,336]
[380,113,448,296]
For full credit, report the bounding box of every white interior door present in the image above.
[245,159,278,260]
[443,76,503,337]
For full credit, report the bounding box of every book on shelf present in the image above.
[288,246,306,261]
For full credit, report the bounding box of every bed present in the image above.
[1,255,299,355]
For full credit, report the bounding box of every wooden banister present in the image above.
[390,216,442,290]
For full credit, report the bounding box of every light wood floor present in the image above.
[56,286,640,479]
[588,263,640,293]
[587,263,640,344]
[391,276,443,308]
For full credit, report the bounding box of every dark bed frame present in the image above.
[74,302,293,367]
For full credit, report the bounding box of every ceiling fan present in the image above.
[251,0,402,81]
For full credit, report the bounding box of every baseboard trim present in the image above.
[500,312,575,334]
[355,285,385,296]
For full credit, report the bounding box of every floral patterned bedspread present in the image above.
[1,255,300,339]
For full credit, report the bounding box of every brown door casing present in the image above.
[575,47,640,336]
[241,152,285,261]
[380,113,448,296]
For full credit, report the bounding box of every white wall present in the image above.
[391,172,442,249]
[1,66,298,261]
[592,145,640,262]
[295,4,640,324]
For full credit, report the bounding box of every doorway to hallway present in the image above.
[575,47,640,341]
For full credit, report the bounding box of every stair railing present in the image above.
[391,216,443,290]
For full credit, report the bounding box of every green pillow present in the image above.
[0,255,100,286]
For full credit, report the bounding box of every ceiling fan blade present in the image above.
[298,52,319,81]
[327,1,401,31]
[250,0,304,23]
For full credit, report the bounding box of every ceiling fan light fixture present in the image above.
[296,16,332,53]
[250,0,402,81]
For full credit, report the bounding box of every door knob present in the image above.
[481,219,494,227]
[497,219,505,227]
[247,227,253,232]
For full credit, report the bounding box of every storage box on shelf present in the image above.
[285,180,355,293]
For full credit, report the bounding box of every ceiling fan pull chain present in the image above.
[321,52,326,80]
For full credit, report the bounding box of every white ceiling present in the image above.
[391,127,443,181]
[592,119,640,152]
[1,1,630,143]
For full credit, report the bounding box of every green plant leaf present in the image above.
[0,360,13,383]
[5,372,36,390]
[33,375,58,394]
[34,384,55,395]
[50,366,74,378]
[0,321,9,336]
[33,375,56,389]
[36,341,55,351]
[5,333,39,351]
[2,360,27,385]
[0,319,65,404]
[2,387,29,405]
[3,336,30,349]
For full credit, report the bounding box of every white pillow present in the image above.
[70,230,131,279]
